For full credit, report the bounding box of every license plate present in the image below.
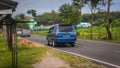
[63,34,70,37]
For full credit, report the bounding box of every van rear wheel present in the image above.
[71,42,75,47]
[47,40,50,45]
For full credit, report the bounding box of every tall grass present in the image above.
[76,27,107,40]
[76,26,120,43]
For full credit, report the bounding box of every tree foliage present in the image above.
[59,3,82,25]
[14,13,30,28]
[81,11,120,26]
[37,10,60,23]
[14,13,25,21]
[111,19,120,27]
[27,9,37,17]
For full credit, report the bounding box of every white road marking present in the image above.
[114,51,120,54]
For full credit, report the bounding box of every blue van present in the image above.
[46,24,76,47]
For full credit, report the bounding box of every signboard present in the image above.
[0,9,12,14]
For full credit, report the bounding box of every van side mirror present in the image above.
[74,25,77,30]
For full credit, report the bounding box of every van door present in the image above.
[47,27,55,42]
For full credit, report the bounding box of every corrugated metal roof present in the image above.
[0,0,17,22]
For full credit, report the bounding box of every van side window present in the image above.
[59,25,73,32]
[49,27,54,33]
[53,27,56,32]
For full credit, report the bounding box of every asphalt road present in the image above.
[23,35,120,68]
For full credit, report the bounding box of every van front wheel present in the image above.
[52,40,57,47]
[47,40,50,45]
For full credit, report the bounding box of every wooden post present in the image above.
[11,23,18,68]
[5,20,18,68]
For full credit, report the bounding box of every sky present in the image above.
[12,0,120,16]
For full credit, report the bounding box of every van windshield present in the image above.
[59,25,73,32]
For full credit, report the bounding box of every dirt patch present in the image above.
[17,37,44,47]
[33,57,70,68]
[28,42,44,48]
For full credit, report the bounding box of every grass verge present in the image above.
[47,49,107,68]
[0,36,50,68]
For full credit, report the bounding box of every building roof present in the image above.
[37,21,61,26]
[0,0,18,24]
[0,0,18,10]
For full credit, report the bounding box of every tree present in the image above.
[59,3,82,25]
[81,14,91,22]
[27,9,37,17]
[111,19,120,27]
[59,4,73,24]
[73,0,103,39]
[86,0,102,39]
[14,13,25,21]
[49,10,60,22]
[39,10,60,22]
[105,0,112,40]
[14,13,29,28]
[27,9,40,22]
[94,18,105,26]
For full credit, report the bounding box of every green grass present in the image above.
[0,45,50,68]
[76,27,120,44]
[31,30,47,36]
[0,35,50,68]
[17,46,50,68]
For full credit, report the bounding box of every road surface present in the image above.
[23,35,120,68]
